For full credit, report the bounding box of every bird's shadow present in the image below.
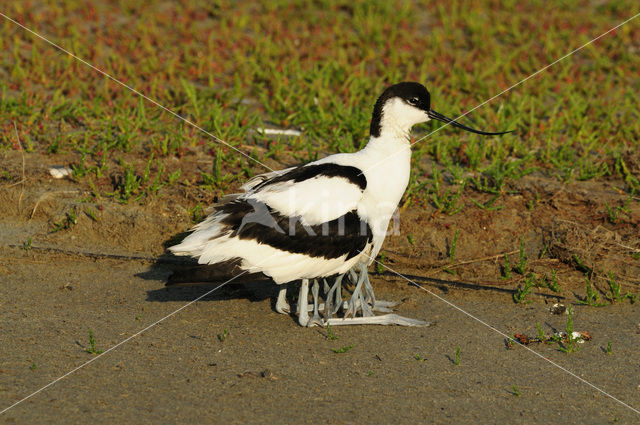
[144,277,278,305]
[136,233,281,307]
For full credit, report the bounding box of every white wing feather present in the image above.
[171,159,369,282]
[248,175,364,225]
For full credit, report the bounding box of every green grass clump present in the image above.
[577,277,607,307]
[218,328,229,342]
[513,274,535,304]
[333,344,354,354]
[85,329,104,355]
[50,209,78,233]
[557,306,580,354]
[326,323,338,341]
[513,237,528,275]
[501,253,512,280]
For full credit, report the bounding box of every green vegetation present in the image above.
[188,203,205,224]
[444,229,459,274]
[1,1,638,209]
[546,270,560,293]
[376,251,387,274]
[326,323,338,341]
[501,253,512,280]
[50,209,78,233]
[513,237,528,275]
[218,328,229,342]
[536,322,545,344]
[605,272,634,303]
[85,329,104,355]
[84,206,99,222]
[513,274,535,304]
[577,277,607,307]
[557,306,580,354]
[333,344,354,354]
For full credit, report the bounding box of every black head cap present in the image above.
[369,81,513,138]
[370,82,431,137]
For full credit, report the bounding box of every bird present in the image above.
[168,81,511,327]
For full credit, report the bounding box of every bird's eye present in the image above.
[408,97,419,105]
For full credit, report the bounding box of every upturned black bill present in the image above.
[427,109,512,136]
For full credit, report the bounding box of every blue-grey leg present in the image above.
[333,277,342,315]
[297,279,310,327]
[350,263,398,313]
[307,279,324,327]
[344,263,373,317]
[323,263,430,326]
[349,268,358,285]
[275,286,290,314]
[325,314,430,326]
[363,265,376,307]
[323,274,344,318]
[323,279,331,293]
[313,300,397,314]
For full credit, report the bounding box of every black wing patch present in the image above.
[252,163,367,191]
[216,200,372,260]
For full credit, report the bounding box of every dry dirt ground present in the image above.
[1,150,639,424]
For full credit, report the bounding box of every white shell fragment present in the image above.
[555,331,588,343]
[49,166,73,179]
[256,128,302,137]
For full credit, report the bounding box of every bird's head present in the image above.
[370,82,511,139]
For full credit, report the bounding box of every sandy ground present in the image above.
[1,151,639,423]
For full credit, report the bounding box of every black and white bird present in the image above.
[168,82,510,326]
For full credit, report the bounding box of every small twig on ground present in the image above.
[425,249,520,274]
[8,123,27,213]
[29,190,85,220]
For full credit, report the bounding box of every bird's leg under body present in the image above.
[312,300,397,314]
[325,314,429,326]
[296,263,429,327]
[324,262,430,327]
[297,279,310,327]
[363,268,376,307]
[323,274,344,318]
[349,262,400,312]
[323,279,331,294]
[344,264,369,317]
[275,286,290,314]
[307,279,324,327]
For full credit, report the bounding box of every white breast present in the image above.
[328,135,412,262]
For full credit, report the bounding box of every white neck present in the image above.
[363,133,410,156]
[377,97,429,141]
